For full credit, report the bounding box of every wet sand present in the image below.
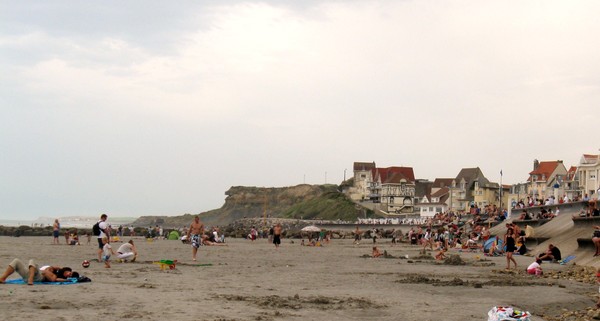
[0,236,597,321]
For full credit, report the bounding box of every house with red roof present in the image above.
[526,159,568,201]
[369,166,416,214]
[349,162,416,215]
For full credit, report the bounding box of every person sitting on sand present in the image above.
[526,258,543,276]
[372,246,382,258]
[0,258,78,285]
[435,247,447,260]
[592,226,600,257]
[538,244,561,262]
[201,235,227,246]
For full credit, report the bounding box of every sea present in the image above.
[0,216,137,228]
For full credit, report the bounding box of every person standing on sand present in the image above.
[273,223,282,249]
[353,226,362,245]
[96,214,109,262]
[187,216,204,261]
[101,237,115,268]
[52,219,60,245]
[504,228,517,270]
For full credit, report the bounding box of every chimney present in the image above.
[533,159,539,170]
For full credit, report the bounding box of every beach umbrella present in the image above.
[301,225,321,232]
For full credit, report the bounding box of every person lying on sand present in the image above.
[0,258,78,285]
[202,235,228,246]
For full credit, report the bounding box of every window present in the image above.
[590,174,596,180]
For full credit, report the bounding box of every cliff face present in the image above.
[132,184,359,228]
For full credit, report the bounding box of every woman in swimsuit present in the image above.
[504,228,517,270]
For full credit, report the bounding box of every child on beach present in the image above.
[372,246,382,258]
[435,247,447,261]
[101,237,115,268]
[526,258,543,276]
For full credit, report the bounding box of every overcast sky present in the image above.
[1,1,598,220]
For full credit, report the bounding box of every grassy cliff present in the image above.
[132,184,366,227]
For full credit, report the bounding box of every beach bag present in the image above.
[77,275,92,283]
[92,221,101,236]
[488,306,530,321]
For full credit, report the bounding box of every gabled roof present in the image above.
[414,180,433,199]
[528,161,561,182]
[455,167,490,190]
[431,186,449,198]
[353,162,376,171]
[373,166,416,184]
[566,166,577,181]
[580,154,599,165]
[433,178,454,188]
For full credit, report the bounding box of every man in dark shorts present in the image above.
[96,214,109,262]
[353,226,362,245]
[273,223,282,249]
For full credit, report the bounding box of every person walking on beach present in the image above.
[96,214,109,262]
[504,228,517,270]
[353,226,362,245]
[273,223,282,249]
[187,216,205,261]
[52,219,60,245]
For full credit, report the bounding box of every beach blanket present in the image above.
[4,278,79,285]
[559,255,575,265]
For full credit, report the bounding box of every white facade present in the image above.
[577,154,600,199]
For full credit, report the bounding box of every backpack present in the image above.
[92,221,101,236]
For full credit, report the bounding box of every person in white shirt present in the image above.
[96,214,110,262]
[117,240,137,262]
[527,258,543,276]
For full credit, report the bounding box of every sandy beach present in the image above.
[0,235,597,321]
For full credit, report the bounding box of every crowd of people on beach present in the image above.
[3,207,600,315]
